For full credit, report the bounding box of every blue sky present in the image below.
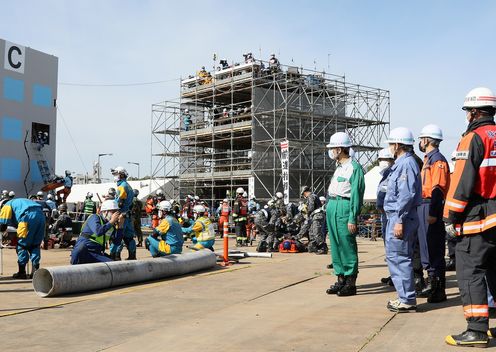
[1,0,495,179]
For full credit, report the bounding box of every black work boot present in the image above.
[326,275,345,295]
[414,275,426,296]
[12,263,28,279]
[427,277,447,303]
[256,241,268,252]
[381,276,394,286]
[445,330,488,347]
[445,258,456,271]
[28,264,40,279]
[418,276,432,298]
[126,251,137,260]
[110,252,121,261]
[338,275,357,297]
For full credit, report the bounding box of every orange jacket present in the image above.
[421,149,450,217]
[443,117,496,235]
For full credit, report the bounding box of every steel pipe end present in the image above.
[32,268,54,297]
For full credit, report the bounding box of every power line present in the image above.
[56,106,89,174]
[58,78,180,87]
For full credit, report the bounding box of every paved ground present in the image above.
[0,238,493,351]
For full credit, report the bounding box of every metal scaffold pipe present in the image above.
[32,250,217,297]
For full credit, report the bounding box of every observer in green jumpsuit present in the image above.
[325,132,365,297]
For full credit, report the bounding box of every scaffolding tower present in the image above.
[151,57,389,206]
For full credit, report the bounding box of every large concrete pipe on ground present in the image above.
[32,250,217,297]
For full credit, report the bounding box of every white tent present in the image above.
[65,178,174,204]
[363,166,383,203]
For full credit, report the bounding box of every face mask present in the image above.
[113,176,120,182]
[389,145,397,159]
[158,210,163,218]
[418,141,426,153]
[379,161,390,170]
[327,149,337,160]
[103,211,111,221]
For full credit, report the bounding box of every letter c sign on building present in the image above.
[4,41,25,74]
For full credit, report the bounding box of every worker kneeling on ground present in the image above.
[0,198,46,279]
[145,200,184,257]
[70,200,124,264]
[183,204,216,251]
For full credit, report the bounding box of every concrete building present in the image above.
[0,39,58,197]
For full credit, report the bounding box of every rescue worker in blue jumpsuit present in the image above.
[145,200,184,257]
[109,166,136,260]
[383,127,422,313]
[417,124,450,303]
[376,148,395,286]
[70,200,124,264]
[0,198,45,279]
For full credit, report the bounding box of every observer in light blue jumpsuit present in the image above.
[0,198,45,267]
[377,167,392,243]
[383,152,422,305]
[70,213,123,264]
[110,178,136,258]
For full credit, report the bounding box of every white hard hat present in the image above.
[386,127,415,145]
[378,147,394,160]
[267,199,275,207]
[236,187,244,194]
[169,199,175,203]
[184,108,189,113]
[37,191,43,196]
[419,124,443,141]
[87,192,93,198]
[243,192,248,198]
[100,200,119,212]
[156,189,164,195]
[194,195,200,201]
[193,204,206,213]
[111,166,128,177]
[275,192,283,199]
[8,191,15,197]
[463,87,496,110]
[223,198,228,203]
[326,132,352,148]
[157,200,172,212]
[319,196,326,202]
[47,194,53,200]
[223,108,227,112]
[1,190,7,196]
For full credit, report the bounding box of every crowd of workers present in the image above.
[0,85,494,347]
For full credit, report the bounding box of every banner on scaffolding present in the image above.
[280,139,289,205]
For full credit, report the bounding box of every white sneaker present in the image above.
[387,299,417,313]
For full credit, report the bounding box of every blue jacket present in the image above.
[154,215,184,249]
[116,179,134,213]
[80,213,123,246]
[0,198,42,227]
[383,152,422,223]
[376,167,392,210]
[64,176,73,188]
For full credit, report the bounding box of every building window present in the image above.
[31,122,50,145]
[0,158,21,181]
[1,116,22,141]
[33,84,52,107]
[3,77,24,102]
